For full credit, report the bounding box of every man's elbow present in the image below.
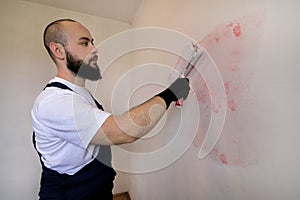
[91,129,138,145]
[112,133,138,145]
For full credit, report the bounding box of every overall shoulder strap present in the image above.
[44,82,104,110]
[44,82,73,91]
[91,96,104,111]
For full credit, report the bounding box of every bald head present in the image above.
[43,19,77,62]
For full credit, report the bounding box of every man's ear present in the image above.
[49,42,66,61]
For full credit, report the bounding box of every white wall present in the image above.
[0,0,131,199]
[126,0,300,200]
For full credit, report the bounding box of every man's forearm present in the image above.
[93,96,167,145]
[116,96,166,139]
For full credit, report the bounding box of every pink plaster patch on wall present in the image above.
[227,99,237,111]
[192,76,210,105]
[224,81,238,111]
[219,153,228,165]
[190,14,264,166]
[233,23,242,38]
[206,148,228,165]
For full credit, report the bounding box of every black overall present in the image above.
[32,82,116,200]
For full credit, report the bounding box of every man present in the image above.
[31,19,190,200]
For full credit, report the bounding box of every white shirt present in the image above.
[31,77,111,175]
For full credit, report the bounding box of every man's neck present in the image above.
[57,70,86,87]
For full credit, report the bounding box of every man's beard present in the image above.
[66,50,101,81]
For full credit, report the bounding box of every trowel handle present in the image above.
[175,73,185,108]
[175,98,184,107]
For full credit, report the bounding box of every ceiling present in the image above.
[23,0,142,24]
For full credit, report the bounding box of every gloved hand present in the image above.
[156,78,190,108]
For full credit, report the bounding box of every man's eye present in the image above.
[82,42,88,46]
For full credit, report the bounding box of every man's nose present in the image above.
[91,45,98,54]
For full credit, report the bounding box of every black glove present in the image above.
[156,78,190,108]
